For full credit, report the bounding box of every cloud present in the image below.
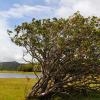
[73,0,100,16]
[0,4,54,19]
[0,4,54,63]
[45,0,100,17]
[1,0,99,19]
[0,17,24,63]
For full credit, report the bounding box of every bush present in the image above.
[18,63,41,72]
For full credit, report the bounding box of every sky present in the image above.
[0,0,100,63]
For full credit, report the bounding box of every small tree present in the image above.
[8,12,100,99]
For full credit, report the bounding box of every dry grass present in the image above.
[0,78,37,100]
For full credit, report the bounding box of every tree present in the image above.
[8,12,100,99]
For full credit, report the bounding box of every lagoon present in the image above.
[0,73,38,78]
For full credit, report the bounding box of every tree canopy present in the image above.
[8,12,100,99]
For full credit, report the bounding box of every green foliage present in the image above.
[18,63,41,72]
[51,92,100,100]
[0,62,20,71]
[0,66,19,71]
[8,12,100,98]
[18,64,33,72]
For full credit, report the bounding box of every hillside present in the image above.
[0,61,41,72]
[0,61,20,71]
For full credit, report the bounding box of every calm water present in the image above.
[0,73,38,78]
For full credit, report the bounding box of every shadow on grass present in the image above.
[26,91,100,100]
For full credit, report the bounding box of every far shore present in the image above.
[0,71,41,74]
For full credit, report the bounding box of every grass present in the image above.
[0,78,37,100]
[0,78,99,100]
[0,71,41,74]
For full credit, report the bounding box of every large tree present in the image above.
[8,12,100,99]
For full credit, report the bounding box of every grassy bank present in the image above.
[0,78,37,100]
[0,71,41,74]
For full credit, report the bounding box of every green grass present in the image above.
[0,78,37,100]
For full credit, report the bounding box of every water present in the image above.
[0,73,38,78]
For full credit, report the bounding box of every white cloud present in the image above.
[73,0,100,16]
[45,0,100,17]
[0,17,24,63]
[55,6,74,18]
[0,4,53,18]
[1,0,99,19]
[0,4,54,63]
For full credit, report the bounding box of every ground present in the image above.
[0,77,99,100]
[0,78,37,100]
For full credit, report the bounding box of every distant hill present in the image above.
[0,61,41,72]
[0,61,20,71]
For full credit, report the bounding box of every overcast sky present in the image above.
[0,0,100,63]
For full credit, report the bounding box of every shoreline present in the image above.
[0,71,41,74]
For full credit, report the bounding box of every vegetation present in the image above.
[0,62,41,72]
[18,63,41,72]
[0,66,18,71]
[8,12,100,99]
[0,78,37,100]
[0,78,99,100]
[51,92,100,100]
[0,61,20,71]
